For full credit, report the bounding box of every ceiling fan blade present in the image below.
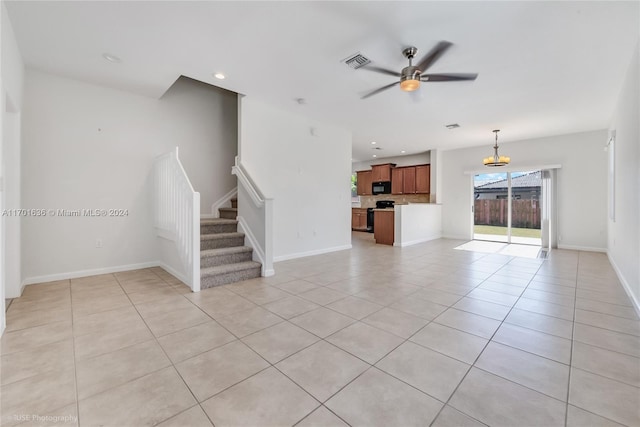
[361,81,400,99]
[361,65,401,77]
[421,73,478,82]
[415,41,453,72]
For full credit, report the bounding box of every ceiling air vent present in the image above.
[343,53,371,69]
[445,123,460,130]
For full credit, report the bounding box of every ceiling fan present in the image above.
[361,41,478,99]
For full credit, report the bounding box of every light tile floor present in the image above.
[2,233,639,426]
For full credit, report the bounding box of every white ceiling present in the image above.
[6,1,639,161]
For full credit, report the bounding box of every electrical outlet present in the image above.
[96,239,103,248]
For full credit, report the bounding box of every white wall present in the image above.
[21,70,237,284]
[394,204,442,247]
[441,130,608,251]
[160,77,237,214]
[1,2,25,313]
[608,41,639,307]
[239,97,352,261]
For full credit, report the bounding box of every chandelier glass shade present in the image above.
[483,129,510,167]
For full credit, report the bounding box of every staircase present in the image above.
[200,198,262,289]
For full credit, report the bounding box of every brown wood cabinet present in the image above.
[371,163,395,182]
[356,170,372,195]
[351,208,368,231]
[404,166,416,194]
[391,167,403,194]
[374,210,394,245]
[415,165,430,194]
[391,166,417,195]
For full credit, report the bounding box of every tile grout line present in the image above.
[12,247,635,427]
[428,253,550,426]
[149,270,338,425]
[146,268,221,427]
[68,279,81,427]
[110,269,217,427]
[564,251,581,427]
[147,268,221,427]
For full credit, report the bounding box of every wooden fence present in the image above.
[474,199,541,229]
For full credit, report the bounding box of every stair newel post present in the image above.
[192,192,201,292]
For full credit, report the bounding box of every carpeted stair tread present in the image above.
[218,207,238,219]
[201,218,238,225]
[201,232,244,241]
[201,261,261,276]
[201,246,253,257]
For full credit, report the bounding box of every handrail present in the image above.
[232,156,272,207]
[231,156,274,276]
[153,147,200,291]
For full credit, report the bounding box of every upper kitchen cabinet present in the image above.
[415,164,430,194]
[405,166,417,194]
[356,170,372,195]
[391,167,403,194]
[391,166,417,195]
[371,163,395,182]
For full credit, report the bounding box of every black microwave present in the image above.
[372,181,391,195]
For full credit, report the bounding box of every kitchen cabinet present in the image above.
[391,167,403,194]
[356,170,372,195]
[374,210,394,245]
[351,208,368,231]
[403,166,416,194]
[371,163,395,182]
[391,166,416,194]
[415,165,430,194]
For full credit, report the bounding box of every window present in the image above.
[351,173,360,202]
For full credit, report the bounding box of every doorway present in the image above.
[473,170,542,246]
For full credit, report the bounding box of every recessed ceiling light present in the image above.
[102,53,121,63]
[371,141,377,145]
[372,154,377,158]
[401,150,406,154]
[213,73,226,80]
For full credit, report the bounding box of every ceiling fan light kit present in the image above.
[360,41,478,99]
[483,129,510,167]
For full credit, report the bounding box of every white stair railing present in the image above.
[232,157,274,276]
[153,147,201,291]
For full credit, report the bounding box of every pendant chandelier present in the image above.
[483,129,510,167]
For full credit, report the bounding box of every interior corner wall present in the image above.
[21,70,237,283]
[441,129,609,251]
[608,41,640,306]
[239,97,352,261]
[2,2,25,303]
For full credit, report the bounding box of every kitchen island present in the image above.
[373,209,395,245]
[394,203,442,246]
[373,203,442,246]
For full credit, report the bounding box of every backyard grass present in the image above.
[474,225,541,238]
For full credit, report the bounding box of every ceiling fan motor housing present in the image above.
[400,66,421,91]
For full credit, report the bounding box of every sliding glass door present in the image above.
[473,170,542,246]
